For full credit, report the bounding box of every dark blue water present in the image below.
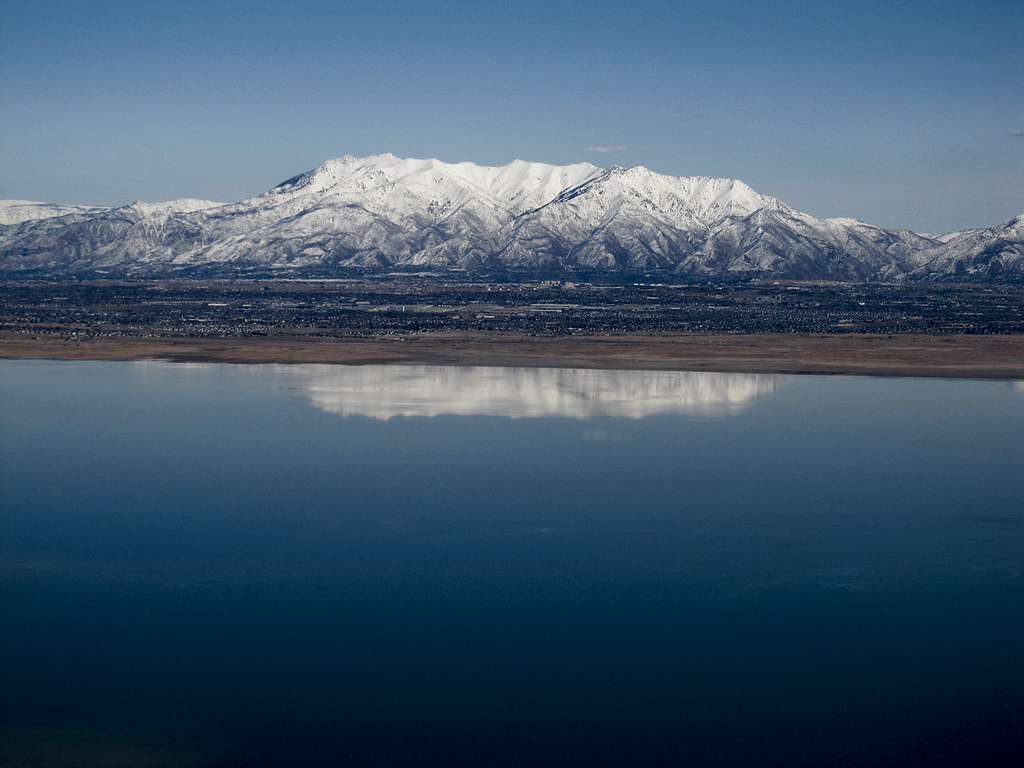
[2,360,1023,767]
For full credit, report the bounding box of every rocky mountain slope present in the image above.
[1,154,1020,280]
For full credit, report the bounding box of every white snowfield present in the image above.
[0,200,104,226]
[1,153,1020,279]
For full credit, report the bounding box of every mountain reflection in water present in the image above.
[288,364,783,420]
[4,360,1024,768]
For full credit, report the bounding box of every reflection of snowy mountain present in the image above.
[294,365,782,420]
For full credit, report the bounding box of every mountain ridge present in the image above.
[1,154,1021,281]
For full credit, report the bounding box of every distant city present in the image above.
[3,277,1022,343]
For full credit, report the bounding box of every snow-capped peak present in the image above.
[0,200,106,226]
[121,199,224,217]
[271,154,604,215]
[536,163,784,227]
[2,153,1021,281]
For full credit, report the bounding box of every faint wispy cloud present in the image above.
[587,144,627,153]
[1008,131,1024,138]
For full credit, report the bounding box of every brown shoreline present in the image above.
[2,333,1024,380]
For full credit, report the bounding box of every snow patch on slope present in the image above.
[0,200,106,226]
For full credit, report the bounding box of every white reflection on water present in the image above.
[288,365,783,420]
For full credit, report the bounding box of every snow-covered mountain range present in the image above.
[1,153,1020,280]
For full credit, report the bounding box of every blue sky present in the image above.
[1,0,1021,232]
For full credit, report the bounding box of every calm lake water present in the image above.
[2,360,1023,767]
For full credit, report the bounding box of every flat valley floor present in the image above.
[3,332,1024,380]
[3,279,1023,379]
